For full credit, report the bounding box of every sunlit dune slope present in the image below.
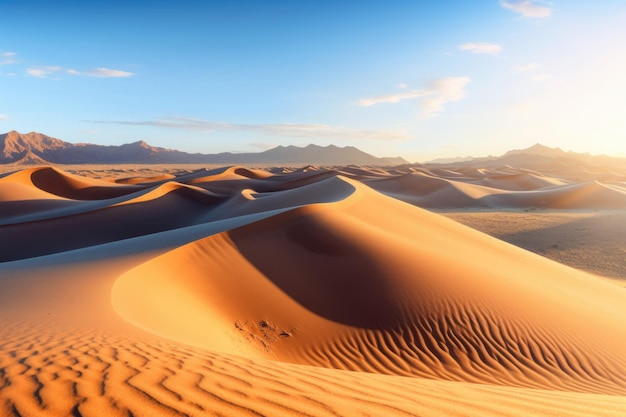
[1,164,626,417]
[113,177,626,394]
[2,166,142,199]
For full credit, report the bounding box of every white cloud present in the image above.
[26,66,63,78]
[0,114,9,121]
[86,117,410,141]
[249,142,278,150]
[98,117,229,131]
[420,77,471,118]
[511,63,550,81]
[67,67,135,78]
[0,52,17,66]
[358,76,471,118]
[27,66,134,78]
[513,62,541,72]
[458,42,502,55]
[397,82,408,89]
[358,90,431,106]
[500,0,551,18]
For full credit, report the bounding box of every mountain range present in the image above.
[426,143,626,171]
[2,131,624,169]
[0,131,408,166]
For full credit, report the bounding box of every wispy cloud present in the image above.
[0,52,17,66]
[513,62,541,72]
[458,42,502,55]
[66,68,135,78]
[358,76,471,119]
[420,77,471,118]
[358,90,432,107]
[500,0,552,18]
[26,66,63,78]
[85,117,410,141]
[5,52,133,78]
[511,63,550,81]
[94,117,229,131]
[0,114,9,121]
[27,66,134,78]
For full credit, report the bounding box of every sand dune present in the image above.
[364,172,626,209]
[475,172,567,191]
[1,164,626,416]
[113,178,626,393]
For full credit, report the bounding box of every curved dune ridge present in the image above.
[113,178,626,394]
[1,164,626,416]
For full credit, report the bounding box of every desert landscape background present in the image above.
[1,131,625,416]
[4,0,626,415]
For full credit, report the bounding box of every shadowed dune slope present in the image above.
[0,184,227,261]
[0,169,357,260]
[113,178,626,394]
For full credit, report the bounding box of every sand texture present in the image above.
[1,164,626,416]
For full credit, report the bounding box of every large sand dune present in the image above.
[1,165,626,416]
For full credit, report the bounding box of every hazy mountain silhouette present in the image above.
[0,131,408,166]
[425,143,626,171]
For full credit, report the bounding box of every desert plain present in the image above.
[1,160,626,417]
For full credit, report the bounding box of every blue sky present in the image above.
[1,0,625,161]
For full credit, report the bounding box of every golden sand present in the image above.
[1,164,625,416]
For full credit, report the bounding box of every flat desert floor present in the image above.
[1,163,626,416]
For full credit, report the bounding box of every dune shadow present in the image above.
[228,210,408,329]
[0,190,222,262]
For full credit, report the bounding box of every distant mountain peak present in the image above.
[423,142,625,170]
[125,140,153,149]
[256,142,407,165]
[1,131,68,162]
[528,142,550,150]
[503,143,567,158]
